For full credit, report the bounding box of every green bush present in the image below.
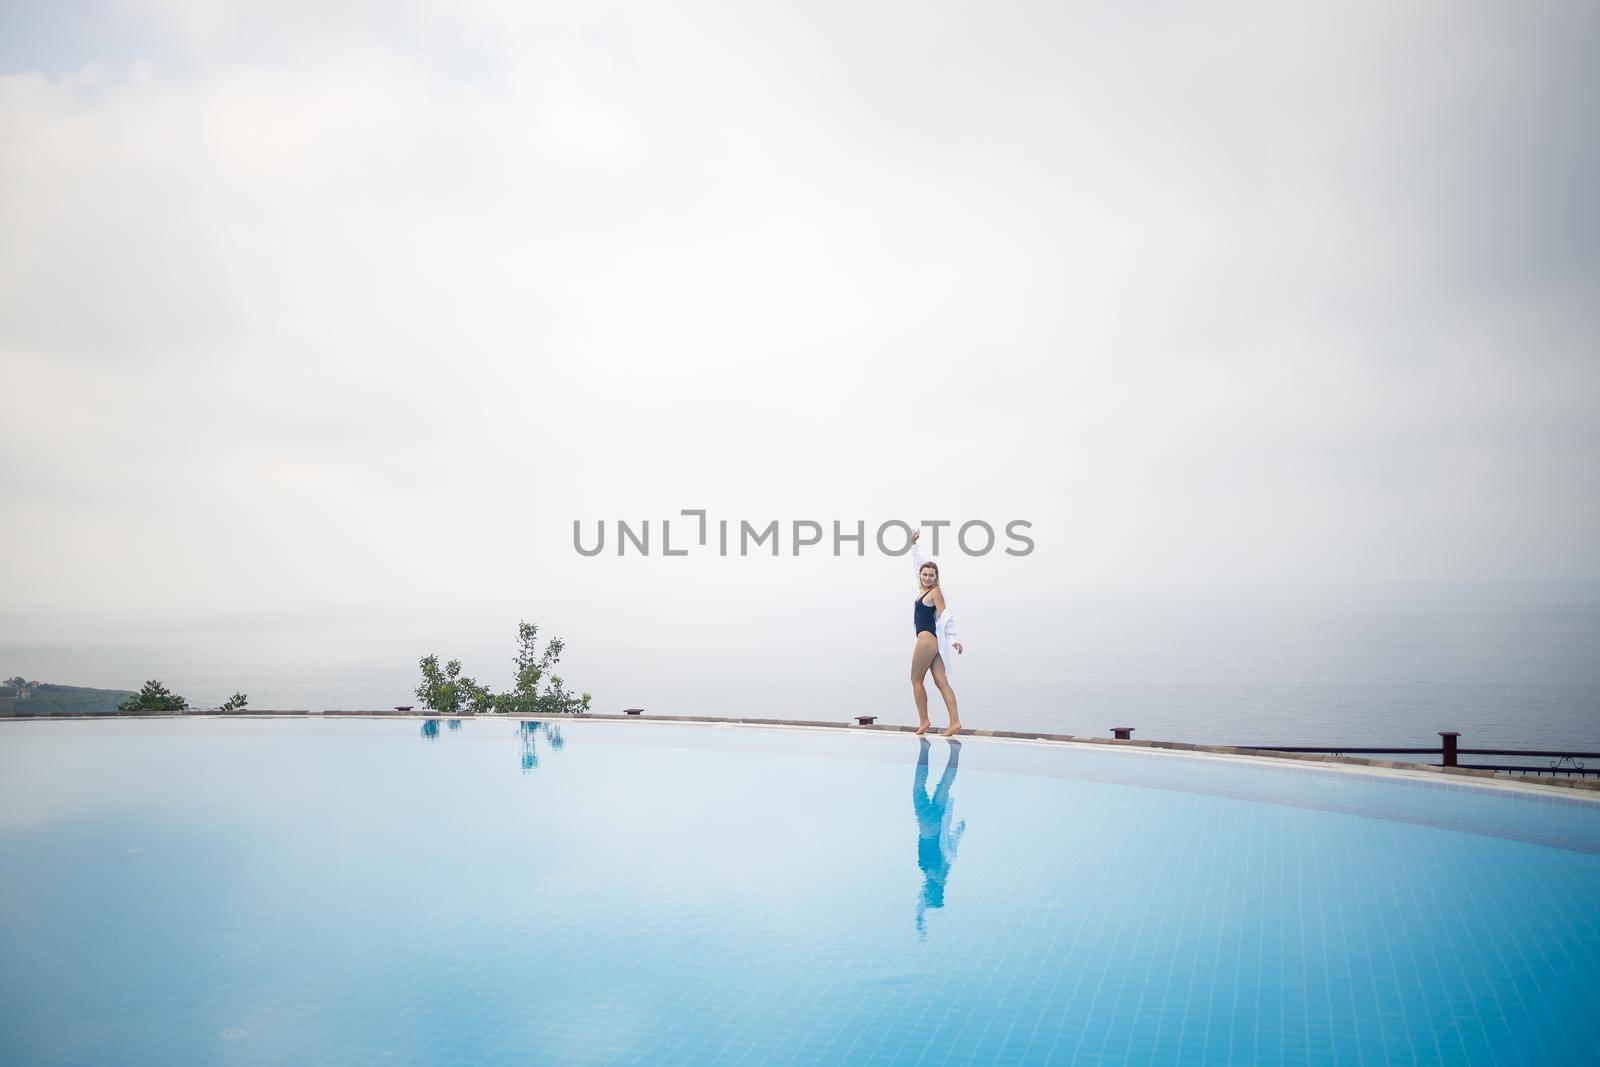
[118,680,189,714]
[416,620,592,716]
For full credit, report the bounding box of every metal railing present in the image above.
[1223,730,1598,777]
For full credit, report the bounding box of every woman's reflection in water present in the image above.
[913,738,967,937]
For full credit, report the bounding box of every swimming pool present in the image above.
[1,718,1595,1065]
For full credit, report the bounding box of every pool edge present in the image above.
[6,711,1598,801]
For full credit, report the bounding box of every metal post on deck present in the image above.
[1439,731,1459,767]
[1111,726,1134,740]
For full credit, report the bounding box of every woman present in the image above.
[910,529,964,736]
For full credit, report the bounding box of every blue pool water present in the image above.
[1,718,1597,1065]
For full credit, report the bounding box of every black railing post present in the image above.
[1440,731,1459,767]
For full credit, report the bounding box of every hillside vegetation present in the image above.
[1,678,137,716]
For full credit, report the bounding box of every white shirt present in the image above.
[910,542,961,673]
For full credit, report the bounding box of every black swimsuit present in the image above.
[914,591,937,637]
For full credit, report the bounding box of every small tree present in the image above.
[415,656,497,715]
[492,621,593,715]
[119,680,189,714]
[416,655,465,714]
[218,692,248,713]
[414,620,593,718]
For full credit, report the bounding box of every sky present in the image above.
[2,2,1598,705]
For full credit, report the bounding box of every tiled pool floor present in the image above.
[1,718,1596,1065]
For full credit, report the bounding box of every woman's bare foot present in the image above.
[941,720,963,737]
[916,720,930,736]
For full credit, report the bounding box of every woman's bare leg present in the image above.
[930,654,962,736]
[910,633,938,735]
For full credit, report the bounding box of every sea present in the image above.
[3,587,1596,760]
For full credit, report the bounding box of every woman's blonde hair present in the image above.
[917,561,940,594]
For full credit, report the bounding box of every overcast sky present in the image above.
[3,0,1597,629]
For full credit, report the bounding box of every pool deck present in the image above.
[6,710,1598,798]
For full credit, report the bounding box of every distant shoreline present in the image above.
[0,680,134,717]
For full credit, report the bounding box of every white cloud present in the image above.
[1,0,1596,622]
